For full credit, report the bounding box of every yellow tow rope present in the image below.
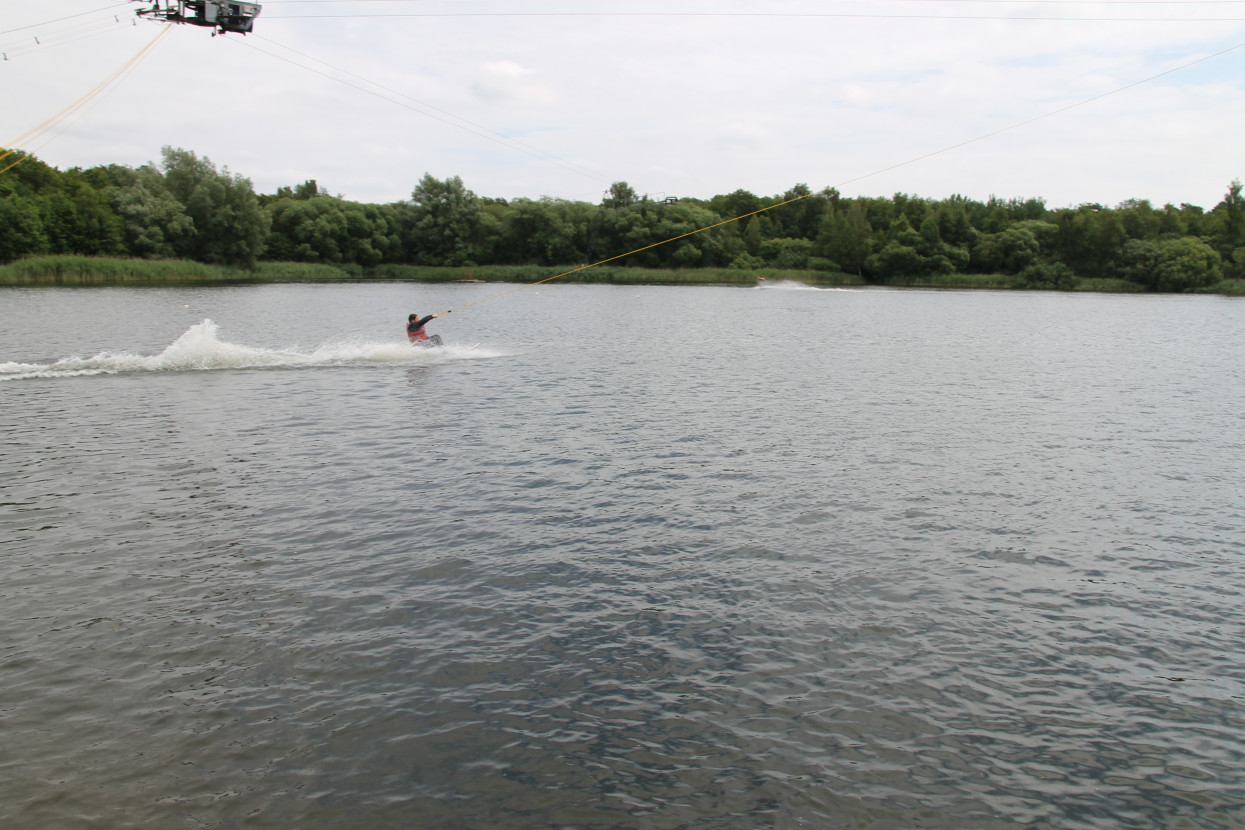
[1,26,170,174]
[432,190,815,318]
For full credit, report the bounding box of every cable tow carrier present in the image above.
[134,1,262,34]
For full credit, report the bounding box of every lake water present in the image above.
[2,281,1243,829]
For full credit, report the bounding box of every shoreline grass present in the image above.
[0,256,357,285]
[0,255,1234,294]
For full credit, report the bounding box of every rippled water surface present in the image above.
[2,282,1244,829]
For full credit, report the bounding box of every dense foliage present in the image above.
[2,146,1242,291]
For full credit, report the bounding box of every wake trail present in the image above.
[755,281,858,291]
[0,319,496,381]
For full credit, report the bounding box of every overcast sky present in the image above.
[3,0,1244,210]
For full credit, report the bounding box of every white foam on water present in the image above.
[756,280,857,291]
[0,319,499,381]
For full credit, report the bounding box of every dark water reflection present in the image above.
[2,283,1243,828]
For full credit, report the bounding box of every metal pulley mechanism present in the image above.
[134,1,261,35]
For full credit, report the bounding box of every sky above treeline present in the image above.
[3,0,1244,210]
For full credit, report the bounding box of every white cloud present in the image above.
[717,121,774,151]
[471,60,555,106]
[840,84,874,108]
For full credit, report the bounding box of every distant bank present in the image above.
[2,255,1242,295]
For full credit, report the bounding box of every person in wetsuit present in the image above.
[407,312,443,347]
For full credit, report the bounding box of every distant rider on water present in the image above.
[407,312,443,347]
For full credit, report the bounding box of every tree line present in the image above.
[2,146,1242,292]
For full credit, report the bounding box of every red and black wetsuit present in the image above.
[407,315,435,343]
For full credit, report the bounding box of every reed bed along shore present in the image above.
[0,256,353,285]
[0,257,837,287]
[5,255,1240,294]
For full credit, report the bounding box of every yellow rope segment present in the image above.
[435,191,814,317]
[1,26,170,174]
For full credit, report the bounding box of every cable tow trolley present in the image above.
[133,1,262,35]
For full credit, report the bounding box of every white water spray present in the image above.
[755,280,857,291]
[0,320,495,381]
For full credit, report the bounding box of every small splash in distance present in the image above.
[756,280,856,291]
[0,320,497,381]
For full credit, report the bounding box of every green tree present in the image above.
[0,154,126,258]
[265,196,398,266]
[918,215,970,271]
[670,242,702,268]
[709,189,762,222]
[1118,198,1160,240]
[292,179,329,200]
[890,192,930,230]
[934,199,979,249]
[742,216,763,256]
[266,198,341,262]
[0,195,48,262]
[38,179,126,257]
[758,238,813,269]
[986,195,1046,225]
[1052,205,1127,276]
[865,240,924,279]
[406,174,484,266]
[972,226,1040,274]
[1177,203,1207,237]
[1118,237,1222,292]
[263,179,330,206]
[861,214,963,277]
[1212,179,1245,256]
[710,219,745,266]
[498,197,593,265]
[109,165,195,259]
[159,147,269,266]
[588,199,718,268]
[1014,219,1058,252]
[78,163,139,193]
[648,201,722,268]
[1157,204,1187,238]
[816,201,873,277]
[0,150,58,198]
[728,253,765,270]
[1227,247,1245,280]
[769,183,825,240]
[602,181,638,209]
